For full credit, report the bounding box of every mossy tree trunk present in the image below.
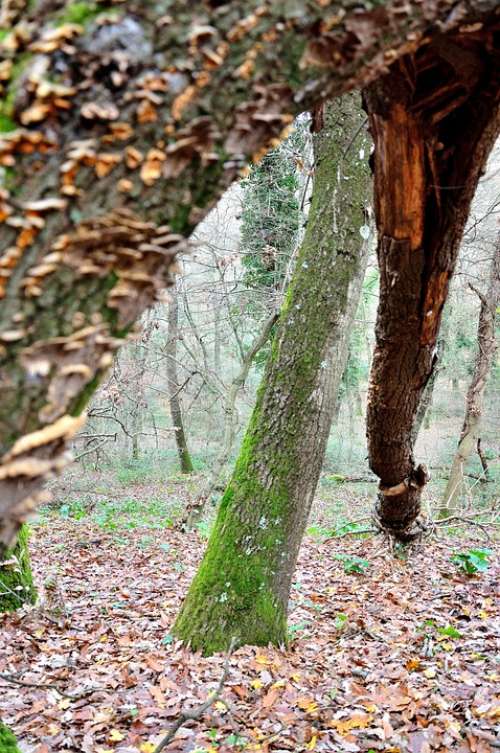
[0,1,496,545]
[364,32,499,540]
[0,723,21,753]
[0,524,37,612]
[173,94,372,654]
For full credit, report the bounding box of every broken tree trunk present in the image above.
[0,2,498,543]
[441,234,499,515]
[364,30,500,540]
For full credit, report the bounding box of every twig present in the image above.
[434,515,493,541]
[0,671,104,698]
[0,671,60,691]
[330,527,379,539]
[153,638,236,753]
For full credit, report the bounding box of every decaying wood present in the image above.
[441,234,500,514]
[364,26,500,540]
[0,1,499,541]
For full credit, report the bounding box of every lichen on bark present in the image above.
[0,523,37,613]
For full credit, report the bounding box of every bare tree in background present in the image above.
[442,234,500,515]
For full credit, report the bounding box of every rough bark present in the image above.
[166,289,194,474]
[0,1,498,544]
[173,94,372,654]
[363,29,500,540]
[441,235,499,514]
[411,328,446,443]
[0,524,37,612]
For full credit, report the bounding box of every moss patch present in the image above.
[0,723,21,753]
[0,525,37,613]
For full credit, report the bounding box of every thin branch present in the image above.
[153,639,236,753]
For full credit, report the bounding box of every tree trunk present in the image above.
[363,32,500,540]
[173,94,372,654]
[0,723,21,753]
[0,524,37,612]
[0,3,497,543]
[167,289,194,474]
[184,311,278,527]
[441,235,499,514]
[412,327,446,443]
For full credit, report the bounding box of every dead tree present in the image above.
[364,29,499,540]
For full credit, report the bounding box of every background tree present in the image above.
[173,94,372,654]
[442,234,499,515]
[166,286,194,474]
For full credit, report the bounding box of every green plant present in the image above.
[58,499,88,520]
[330,520,368,537]
[334,613,348,631]
[225,733,247,747]
[437,625,462,639]
[451,548,492,575]
[196,520,212,539]
[333,553,370,574]
[287,620,311,640]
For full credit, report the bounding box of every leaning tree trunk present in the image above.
[0,2,497,545]
[166,289,194,474]
[0,524,37,612]
[363,33,500,541]
[173,94,372,654]
[441,235,499,515]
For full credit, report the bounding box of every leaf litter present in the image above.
[0,517,498,753]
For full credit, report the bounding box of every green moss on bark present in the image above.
[174,95,372,655]
[0,723,21,753]
[0,525,37,613]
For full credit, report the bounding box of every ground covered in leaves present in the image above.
[0,509,498,753]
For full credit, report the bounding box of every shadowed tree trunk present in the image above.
[167,289,194,474]
[0,524,37,613]
[173,94,372,654]
[364,32,499,540]
[441,235,499,515]
[0,1,497,545]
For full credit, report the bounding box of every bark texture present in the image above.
[166,290,194,474]
[173,94,372,654]
[364,28,500,540]
[0,524,37,612]
[0,1,498,543]
[441,235,499,513]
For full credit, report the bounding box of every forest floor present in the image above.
[0,478,498,753]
